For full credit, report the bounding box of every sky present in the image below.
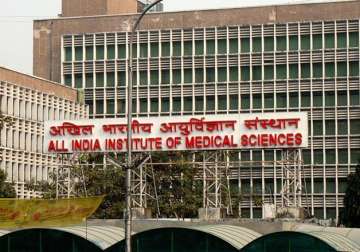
[0,0,326,75]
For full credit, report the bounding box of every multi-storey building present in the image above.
[0,67,88,198]
[33,1,360,220]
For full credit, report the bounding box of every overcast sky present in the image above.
[0,0,325,75]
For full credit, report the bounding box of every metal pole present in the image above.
[126,1,163,252]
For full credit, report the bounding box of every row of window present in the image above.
[86,90,360,115]
[237,178,347,194]
[64,61,360,87]
[241,207,336,219]
[63,32,360,61]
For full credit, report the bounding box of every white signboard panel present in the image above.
[44,112,308,153]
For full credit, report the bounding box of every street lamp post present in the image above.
[126,1,163,252]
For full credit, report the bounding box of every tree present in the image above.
[0,169,16,198]
[341,163,360,227]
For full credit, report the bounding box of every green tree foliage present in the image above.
[341,163,360,227]
[0,169,16,198]
[150,152,202,219]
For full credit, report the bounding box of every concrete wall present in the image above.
[61,0,140,17]
[0,67,77,101]
[34,1,360,82]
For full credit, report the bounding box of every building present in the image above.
[33,1,360,220]
[0,67,88,198]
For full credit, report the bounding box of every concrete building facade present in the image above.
[33,1,360,220]
[0,67,88,198]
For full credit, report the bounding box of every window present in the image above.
[118,44,126,59]
[338,178,347,193]
[337,33,347,48]
[139,71,148,86]
[276,36,286,51]
[338,120,348,135]
[349,32,359,47]
[106,99,115,114]
[195,40,204,55]
[206,68,215,83]
[337,62,347,77]
[107,72,115,87]
[195,96,204,112]
[173,69,181,84]
[351,149,360,164]
[325,33,335,48]
[241,66,250,81]
[289,64,298,79]
[325,63,335,78]
[289,35,298,50]
[289,93,299,108]
[150,70,159,85]
[229,95,238,110]
[75,47,83,61]
[350,119,360,134]
[264,37,274,51]
[312,34,322,49]
[161,42,170,57]
[313,63,323,78]
[118,71,126,86]
[150,98,158,113]
[150,43,159,57]
[337,91,347,106]
[301,92,310,107]
[161,70,170,85]
[107,45,115,59]
[96,45,104,60]
[229,39,238,53]
[96,73,104,87]
[183,97,192,112]
[206,40,215,55]
[218,95,227,111]
[95,100,104,114]
[161,98,170,112]
[241,94,250,109]
[339,149,348,164]
[86,46,94,60]
[241,38,250,52]
[313,121,323,136]
[326,150,336,164]
[218,68,227,82]
[264,65,274,80]
[264,94,274,108]
[301,63,310,78]
[140,98,147,113]
[314,150,324,164]
[325,120,335,135]
[276,93,286,108]
[302,150,311,164]
[218,39,227,54]
[184,69,192,84]
[325,91,335,107]
[276,65,286,79]
[253,94,262,109]
[172,97,181,112]
[229,67,238,81]
[206,96,215,111]
[64,47,72,61]
[301,35,310,50]
[195,68,204,83]
[349,61,359,77]
[313,92,323,107]
[184,41,192,56]
[326,179,336,193]
[252,66,262,81]
[173,41,181,56]
[74,74,82,88]
[85,73,93,87]
[350,90,360,105]
[252,37,262,52]
[314,178,324,193]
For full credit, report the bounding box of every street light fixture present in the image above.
[126,1,164,252]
